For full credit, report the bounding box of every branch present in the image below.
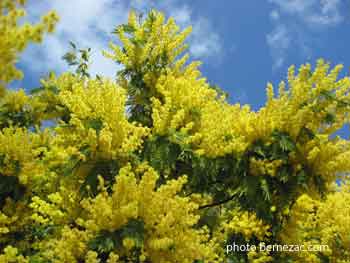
[198,194,235,210]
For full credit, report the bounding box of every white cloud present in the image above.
[189,18,222,59]
[266,25,290,51]
[266,0,344,70]
[266,25,291,70]
[21,0,223,79]
[22,0,126,78]
[269,10,280,21]
[306,0,343,26]
[170,5,192,25]
[269,0,315,15]
[269,0,343,27]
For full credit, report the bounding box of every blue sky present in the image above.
[17,0,350,114]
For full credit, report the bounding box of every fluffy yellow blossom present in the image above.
[0,127,47,186]
[248,249,273,263]
[223,209,271,241]
[249,157,283,177]
[29,195,66,224]
[106,252,119,263]
[0,246,28,263]
[104,10,191,71]
[242,60,350,144]
[151,70,250,157]
[1,89,29,112]
[85,250,100,263]
[80,163,218,262]
[1,6,350,263]
[122,237,136,250]
[0,1,58,93]
[38,226,91,263]
[55,76,149,159]
[280,189,350,262]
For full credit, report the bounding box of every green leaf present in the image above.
[96,74,102,81]
[318,253,330,263]
[46,85,60,94]
[88,233,116,254]
[69,41,77,49]
[85,118,104,134]
[296,169,308,189]
[337,99,350,108]
[313,175,326,195]
[260,177,271,201]
[320,90,336,100]
[122,24,136,33]
[120,218,144,247]
[273,131,296,152]
[278,165,290,183]
[0,175,25,208]
[30,225,57,240]
[324,113,335,124]
[62,52,77,65]
[297,126,315,143]
[88,218,145,255]
[62,156,81,176]
[80,50,89,62]
[113,24,136,35]
[334,233,343,248]
[80,160,119,197]
[253,145,266,158]
[130,38,146,47]
[197,207,220,229]
[30,87,44,94]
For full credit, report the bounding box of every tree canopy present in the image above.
[0,2,350,263]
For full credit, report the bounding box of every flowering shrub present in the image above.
[0,3,350,263]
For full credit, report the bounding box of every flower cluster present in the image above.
[81,163,218,262]
[1,5,350,263]
[280,187,350,262]
[0,0,58,93]
[222,209,271,241]
[55,75,150,159]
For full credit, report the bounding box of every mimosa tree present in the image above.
[0,2,349,262]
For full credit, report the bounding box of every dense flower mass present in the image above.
[0,4,350,263]
[0,0,58,94]
[280,186,350,262]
